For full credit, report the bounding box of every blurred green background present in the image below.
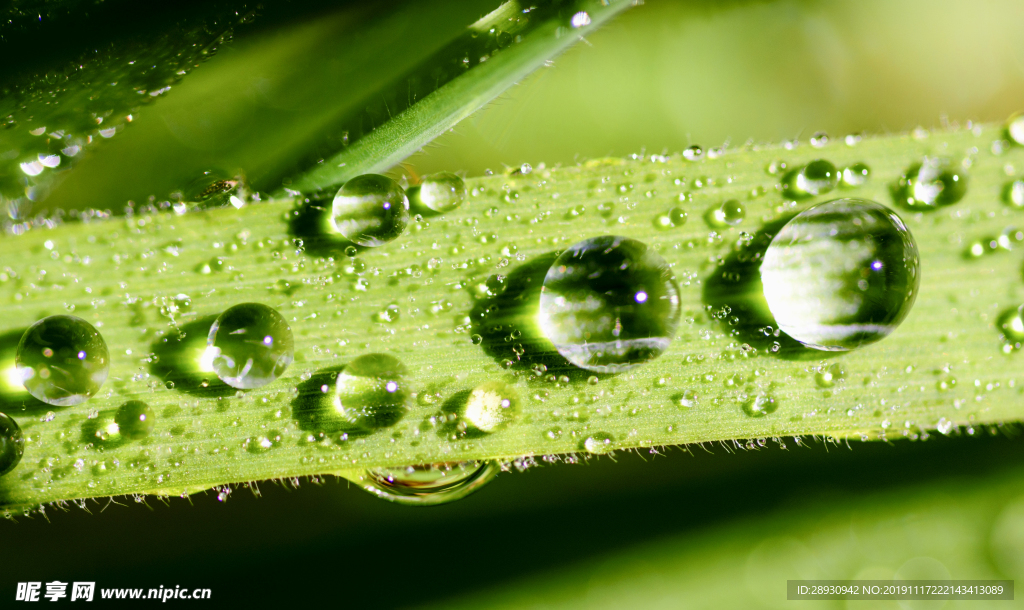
[5,0,1024,606]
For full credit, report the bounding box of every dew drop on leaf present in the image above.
[16,315,109,406]
[0,413,24,476]
[206,303,294,389]
[896,157,968,209]
[331,174,410,247]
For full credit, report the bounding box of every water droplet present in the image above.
[742,393,778,417]
[809,132,829,148]
[408,172,466,213]
[782,159,838,198]
[1004,179,1024,208]
[331,174,410,247]
[1006,112,1024,145]
[673,389,697,408]
[583,432,614,454]
[463,381,519,433]
[334,354,409,429]
[181,169,248,210]
[115,400,154,440]
[470,333,483,345]
[840,163,870,188]
[683,145,704,161]
[538,236,681,373]
[0,413,24,476]
[815,363,846,388]
[345,461,498,506]
[761,198,919,351]
[16,315,109,406]
[654,207,688,230]
[205,303,294,389]
[896,157,968,209]
[374,304,400,324]
[705,200,745,227]
[998,305,1024,347]
[570,11,591,28]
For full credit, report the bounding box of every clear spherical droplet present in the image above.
[115,400,154,440]
[1006,112,1024,146]
[17,315,109,406]
[761,198,919,351]
[539,235,681,373]
[206,303,294,389]
[334,354,409,429]
[783,159,838,198]
[0,412,24,476]
[705,199,745,227]
[409,172,467,213]
[583,432,614,454]
[345,460,498,506]
[840,162,870,188]
[463,381,519,433]
[896,157,968,209]
[331,174,410,247]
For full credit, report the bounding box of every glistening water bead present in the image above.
[331,174,409,247]
[205,303,294,389]
[760,198,919,351]
[16,315,109,406]
[407,172,467,213]
[782,159,838,198]
[343,461,499,506]
[896,157,968,209]
[0,413,24,476]
[463,381,519,433]
[334,354,409,429]
[538,235,681,373]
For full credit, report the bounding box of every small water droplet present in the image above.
[840,163,870,188]
[374,304,400,324]
[1004,179,1024,208]
[16,315,109,406]
[470,333,483,345]
[896,157,968,209]
[408,172,467,213]
[463,381,519,433]
[206,303,294,389]
[538,236,681,373]
[672,389,697,408]
[331,174,410,247]
[742,393,778,417]
[815,363,845,388]
[570,11,591,28]
[0,413,24,476]
[334,354,409,429]
[115,400,154,440]
[998,305,1024,348]
[180,169,249,210]
[1006,112,1024,146]
[761,198,919,351]
[782,159,838,198]
[345,461,498,506]
[583,432,615,454]
[809,132,829,148]
[683,145,704,161]
[705,200,745,227]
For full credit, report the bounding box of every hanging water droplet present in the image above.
[408,172,467,213]
[16,315,109,406]
[896,157,968,209]
[344,460,498,506]
[705,200,745,227]
[782,159,838,198]
[334,354,409,429]
[115,400,154,440]
[761,198,919,351]
[840,163,870,188]
[0,413,24,476]
[583,432,614,454]
[331,174,410,247]
[205,303,294,389]
[1006,112,1024,146]
[538,236,681,373]
[683,145,704,161]
[463,381,519,433]
[570,11,591,28]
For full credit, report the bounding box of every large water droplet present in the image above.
[334,354,409,429]
[896,157,968,209]
[0,412,24,476]
[408,172,467,213]
[331,174,410,247]
[463,381,519,433]
[760,198,919,351]
[115,400,154,440]
[205,303,294,389]
[344,461,498,506]
[782,159,838,197]
[538,236,681,373]
[16,315,109,406]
